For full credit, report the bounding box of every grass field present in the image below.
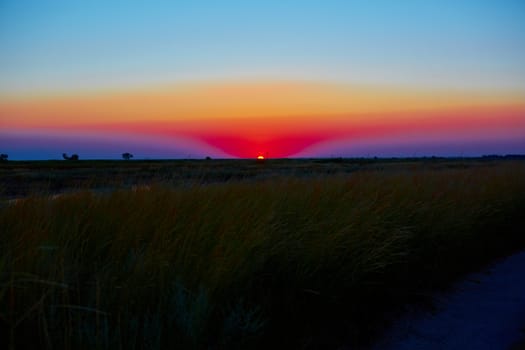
[1,158,525,349]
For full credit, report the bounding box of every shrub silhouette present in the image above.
[122,152,133,160]
[62,153,79,161]
[0,154,8,162]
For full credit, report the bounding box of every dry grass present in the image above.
[1,161,525,348]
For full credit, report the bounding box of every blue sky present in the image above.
[1,0,524,95]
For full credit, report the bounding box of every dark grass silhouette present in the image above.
[1,161,525,349]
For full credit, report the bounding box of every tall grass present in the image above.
[1,162,525,348]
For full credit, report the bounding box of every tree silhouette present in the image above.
[62,153,79,161]
[122,152,133,160]
[0,154,8,162]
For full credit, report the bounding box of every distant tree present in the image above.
[63,153,79,161]
[0,154,8,162]
[205,156,212,160]
[122,152,133,160]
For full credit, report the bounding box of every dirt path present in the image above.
[373,251,525,349]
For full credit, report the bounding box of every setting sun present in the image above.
[0,0,524,161]
[1,1,525,348]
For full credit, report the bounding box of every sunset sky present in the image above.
[1,0,524,159]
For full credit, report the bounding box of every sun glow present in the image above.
[1,81,524,158]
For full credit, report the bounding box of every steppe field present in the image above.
[1,157,525,349]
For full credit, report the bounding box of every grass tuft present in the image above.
[1,161,525,348]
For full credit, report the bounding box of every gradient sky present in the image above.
[1,0,524,159]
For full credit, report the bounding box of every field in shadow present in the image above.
[1,158,525,348]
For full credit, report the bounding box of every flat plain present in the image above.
[1,157,524,349]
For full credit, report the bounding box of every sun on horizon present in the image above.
[0,1,524,159]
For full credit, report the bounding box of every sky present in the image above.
[1,0,524,159]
